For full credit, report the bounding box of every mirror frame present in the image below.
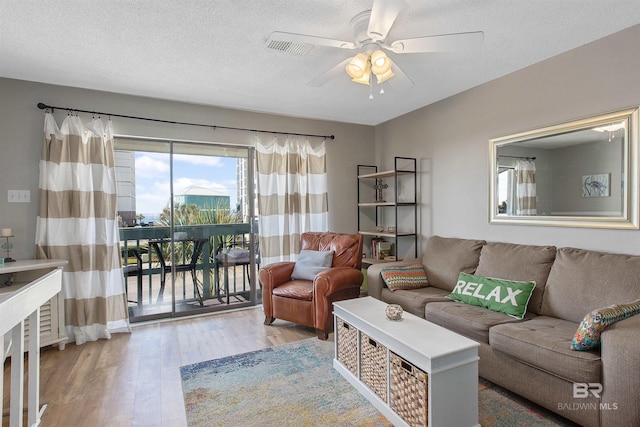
[489,106,639,229]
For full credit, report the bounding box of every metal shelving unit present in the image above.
[357,157,418,259]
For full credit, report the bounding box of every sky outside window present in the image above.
[134,152,238,219]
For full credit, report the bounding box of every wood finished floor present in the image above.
[3,307,316,427]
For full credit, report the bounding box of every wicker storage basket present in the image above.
[390,352,428,427]
[336,317,358,375]
[360,333,388,402]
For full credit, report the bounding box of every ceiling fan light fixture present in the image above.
[370,50,392,75]
[375,68,394,83]
[345,53,369,79]
[351,61,372,85]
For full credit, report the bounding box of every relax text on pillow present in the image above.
[452,279,524,306]
[448,273,536,319]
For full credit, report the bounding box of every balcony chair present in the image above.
[259,232,364,340]
[151,238,207,306]
[122,247,144,308]
[215,239,260,303]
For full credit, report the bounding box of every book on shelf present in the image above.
[370,238,383,259]
[371,238,391,260]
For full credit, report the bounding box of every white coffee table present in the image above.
[333,296,480,427]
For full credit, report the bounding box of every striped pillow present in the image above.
[381,264,429,291]
[571,299,640,351]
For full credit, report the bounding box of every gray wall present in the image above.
[375,24,640,256]
[0,78,375,259]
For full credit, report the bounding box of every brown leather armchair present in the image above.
[259,232,364,339]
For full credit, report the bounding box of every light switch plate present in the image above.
[8,190,31,203]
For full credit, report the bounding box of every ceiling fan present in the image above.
[265,0,484,96]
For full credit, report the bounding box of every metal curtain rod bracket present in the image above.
[36,102,335,140]
[498,155,536,161]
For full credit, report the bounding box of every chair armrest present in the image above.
[313,267,363,333]
[313,267,363,297]
[365,260,416,300]
[600,314,640,426]
[259,262,296,318]
[258,262,295,293]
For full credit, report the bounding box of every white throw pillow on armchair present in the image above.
[291,250,335,280]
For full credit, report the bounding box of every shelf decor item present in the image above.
[375,178,388,202]
[385,304,403,321]
[1,228,15,262]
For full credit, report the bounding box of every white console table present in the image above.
[333,297,480,427]
[0,260,68,351]
[1,260,65,427]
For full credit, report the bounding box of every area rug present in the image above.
[180,338,575,427]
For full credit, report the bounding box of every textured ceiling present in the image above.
[1,1,639,125]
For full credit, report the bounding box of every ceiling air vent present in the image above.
[265,36,313,56]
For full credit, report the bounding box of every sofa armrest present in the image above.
[365,259,417,300]
[600,314,640,426]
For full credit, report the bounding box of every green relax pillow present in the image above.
[381,263,429,291]
[571,299,640,351]
[448,272,536,319]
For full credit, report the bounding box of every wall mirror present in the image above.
[489,107,639,229]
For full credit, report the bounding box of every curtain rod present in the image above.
[36,102,335,140]
[498,155,536,161]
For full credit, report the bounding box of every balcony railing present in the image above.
[119,223,257,319]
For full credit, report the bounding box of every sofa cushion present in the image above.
[381,287,450,317]
[540,247,640,323]
[422,236,485,291]
[381,263,429,291]
[572,299,640,351]
[448,272,536,319]
[474,242,556,314]
[490,316,602,384]
[425,301,528,343]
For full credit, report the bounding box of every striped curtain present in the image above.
[256,136,328,265]
[36,113,129,345]
[515,160,537,215]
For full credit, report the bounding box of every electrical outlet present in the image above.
[8,190,31,203]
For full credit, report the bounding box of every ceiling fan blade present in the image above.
[367,0,406,41]
[266,31,356,54]
[386,62,414,91]
[307,58,352,87]
[389,31,484,54]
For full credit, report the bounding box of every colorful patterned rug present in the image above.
[180,338,575,427]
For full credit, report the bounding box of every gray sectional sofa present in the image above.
[366,235,640,427]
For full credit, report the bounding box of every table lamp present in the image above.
[1,228,15,262]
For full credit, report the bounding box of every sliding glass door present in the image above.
[115,137,257,322]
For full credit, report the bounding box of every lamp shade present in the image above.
[375,68,395,83]
[351,61,371,85]
[346,53,369,79]
[370,50,392,75]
